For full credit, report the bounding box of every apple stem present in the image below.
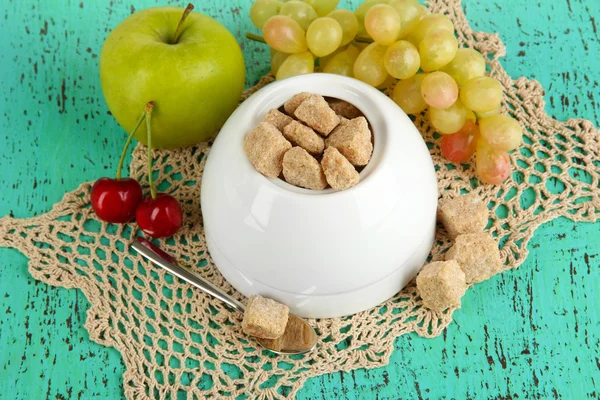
[116,110,145,180]
[246,32,266,44]
[171,3,195,44]
[144,101,157,199]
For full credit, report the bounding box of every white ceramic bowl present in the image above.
[201,74,437,318]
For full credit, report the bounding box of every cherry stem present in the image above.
[246,32,266,44]
[144,102,157,199]
[116,111,145,180]
[171,3,194,44]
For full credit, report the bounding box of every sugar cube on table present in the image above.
[294,95,341,136]
[241,295,289,339]
[263,108,293,132]
[445,232,503,284]
[325,117,373,166]
[416,260,467,312]
[282,147,328,190]
[284,92,315,115]
[438,193,488,239]
[321,147,360,190]
[282,120,325,156]
[243,122,292,178]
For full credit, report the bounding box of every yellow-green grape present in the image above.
[302,0,340,17]
[306,17,343,57]
[466,108,477,122]
[250,0,282,29]
[263,15,308,53]
[475,104,501,119]
[364,4,402,46]
[327,9,359,46]
[421,71,458,108]
[271,51,290,75]
[460,76,503,112]
[419,5,430,17]
[388,0,422,39]
[419,29,458,71]
[276,51,315,80]
[392,73,428,114]
[429,99,468,134]
[353,42,389,87]
[323,44,361,76]
[279,1,318,30]
[384,40,420,79]
[354,0,388,37]
[377,74,397,90]
[407,14,454,46]
[479,114,523,151]
[441,48,486,85]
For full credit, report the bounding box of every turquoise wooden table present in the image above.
[1,0,599,398]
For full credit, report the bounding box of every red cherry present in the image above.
[441,120,479,163]
[91,177,143,223]
[136,193,183,238]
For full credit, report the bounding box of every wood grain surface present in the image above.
[0,0,599,399]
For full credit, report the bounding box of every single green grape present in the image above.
[479,114,523,151]
[276,51,315,79]
[441,48,486,85]
[263,15,308,53]
[250,0,282,29]
[419,29,458,71]
[302,0,340,16]
[364,4,402,45]
[327,9,359,46]
[323,44,361,76]
[475,104,502,120]
[459,76,503,112]
[407,13,454,46]
[429,99,469,134]
[271,51,290,76]
[392,73,429,114]
[354,0,388,37]
[421,71,459,108]
[476,139,512,185]
[279,1,318,30]
[388,0,421,38]
[306,17,343,57]
[384,40,420,79]
[353,42,389,87]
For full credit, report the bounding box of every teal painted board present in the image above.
[0,0,598,399]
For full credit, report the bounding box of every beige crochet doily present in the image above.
[1,1,598,398]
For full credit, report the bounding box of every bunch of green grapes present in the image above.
[248,0,523,185]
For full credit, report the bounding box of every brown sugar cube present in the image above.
[282,147,328,190]
[294,95,341,136]
[321,147,360,190]
[416,260,467,312]
[284,92,315,115]
[244,122,292,178]
[241,295,289,339]
[438,194,488,239]
[282,120,325,155]
[445,232,503,285]
[328,99,364,119]
[264,108,293,131]
[325,117,373,166]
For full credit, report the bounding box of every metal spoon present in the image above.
[131,237,317,355]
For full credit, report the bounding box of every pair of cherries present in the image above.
[91,102,182,238]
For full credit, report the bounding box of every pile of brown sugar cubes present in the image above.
[244,92,373,190]
[416,194,504,312]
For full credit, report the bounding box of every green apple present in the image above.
[100,5,245,149]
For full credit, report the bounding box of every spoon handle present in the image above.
[131,237,246,313]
